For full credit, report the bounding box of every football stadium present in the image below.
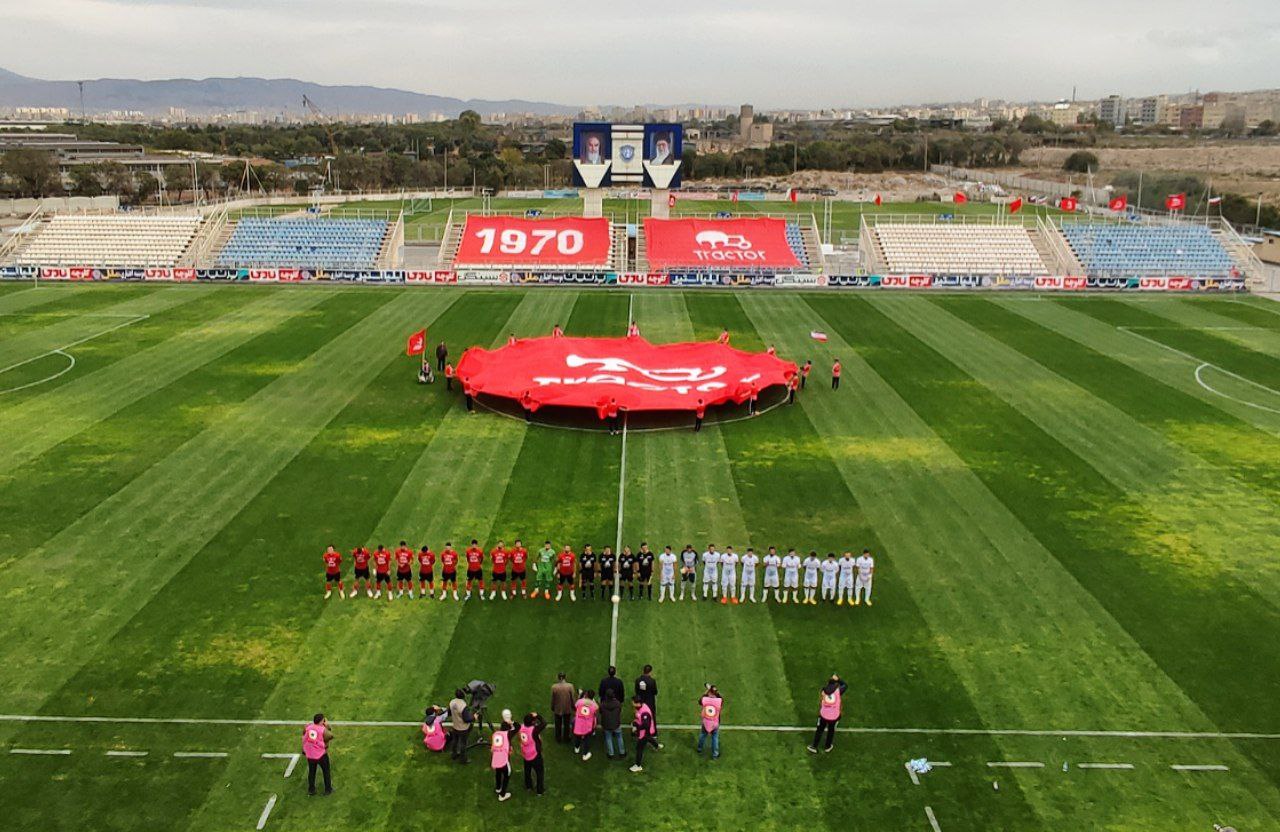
[2,114,1280,832]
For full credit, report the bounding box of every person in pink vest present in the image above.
[808,674,849,753]
[519,712,547,795]
[572,690,599,761]
[696,684,724,760]
[491,710,515,801]
[630,695,661,772]
[421,705,448,753]
[302,713,333,796]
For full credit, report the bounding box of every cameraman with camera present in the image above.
[448,688,474,763]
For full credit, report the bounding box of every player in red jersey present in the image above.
[439,542,460,601]
[417,545,436,599]
[554,544,577,603]
[350,545,373,598]
[464,539,485,600]
[489,540,509,600]
[394,540,415,599]
[322,545,344,600]
[372,545,394,602]
[509,538,528,598]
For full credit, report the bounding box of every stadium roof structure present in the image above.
[456,336,797,416]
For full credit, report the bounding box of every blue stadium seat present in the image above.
[216,217,388,269]
[1060,223,1232,277]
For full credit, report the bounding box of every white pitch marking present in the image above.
[262,752,300,778]
[1,714,1278,741]
[905,762,920,785]
[987,761,1045,768]
[1171,764,1229,772]
[1077,762,1134,770]
[256,794,277,831]
[607,293,632,668]
[0,315,147,376]
[105,750,149,758]
[9,748,70,755]
[1194,363,1280,415]
[0,349,75,396]
[925,805,942,832]
[173,751,228,758]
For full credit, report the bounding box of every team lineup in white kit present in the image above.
[656,545,875,606]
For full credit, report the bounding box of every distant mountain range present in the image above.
[0,68,579,119]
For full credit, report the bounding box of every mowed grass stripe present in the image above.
[746,294,1212,726]
[183,291,569,832]
[810,294,1280,824]
[950,296,1280,498]
[1118,296,1280,360]
[0,286,202,370]
[606,292,836,832]
[0,289,333,472]
[992,296,1280,438]
[0,284,98,317]
[889,296,1280,789]
[1085,298,1279,386]
[0,290,455,714]
[0,285,261,406]
[677,292,1042,830]
[379,293,626,832]
[751,294,1280,826]
[873,296,1280,611]
[28,290,477,720]
[0,290,385,576]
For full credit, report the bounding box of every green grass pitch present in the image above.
[0,281,1279,831]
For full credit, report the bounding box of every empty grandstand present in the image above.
[1060,222,1235,277]
[216,217,394,269]
[861,219,1052,275]
[12,214,203,267]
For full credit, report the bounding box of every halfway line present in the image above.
[3,714,1279,740]
[608,293,634,667]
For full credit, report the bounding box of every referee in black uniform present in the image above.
[637,543,655,600]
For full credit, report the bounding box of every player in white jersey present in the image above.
[679,544,698,601]
[836,551,857,606]
[719,545,739,605]
[657,546,678,603]
[761,546,782,603]
[854,548,875,606]
[801,551,821,605]
[781,548,802,604]
[739,547,760,603]
[819,553,839,603]
[701,545,721,600]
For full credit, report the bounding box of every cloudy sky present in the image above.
[4,0,1279,108]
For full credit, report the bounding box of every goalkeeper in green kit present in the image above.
[531,540,557,600]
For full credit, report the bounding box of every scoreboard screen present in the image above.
[572,123,682,189]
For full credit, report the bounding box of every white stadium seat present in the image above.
[16,214,203,267]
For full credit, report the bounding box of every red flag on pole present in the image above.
[1058,197,1078,212]
[731,190,739,203]
[1165,192,1186,211]
[788,188,798,203]
[1109,194,1128,212]
[668,192,676,208]
[406,329,426,356]
[1009,197,1023,214]
[953,191,968,204]
[873,193,882,206]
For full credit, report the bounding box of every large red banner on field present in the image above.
[643,217,801,270]
[454,216,612,266]
[456,336,797,414]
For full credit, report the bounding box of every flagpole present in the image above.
[1136,170,1143,214]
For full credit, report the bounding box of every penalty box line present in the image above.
[2,714,1278,740]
